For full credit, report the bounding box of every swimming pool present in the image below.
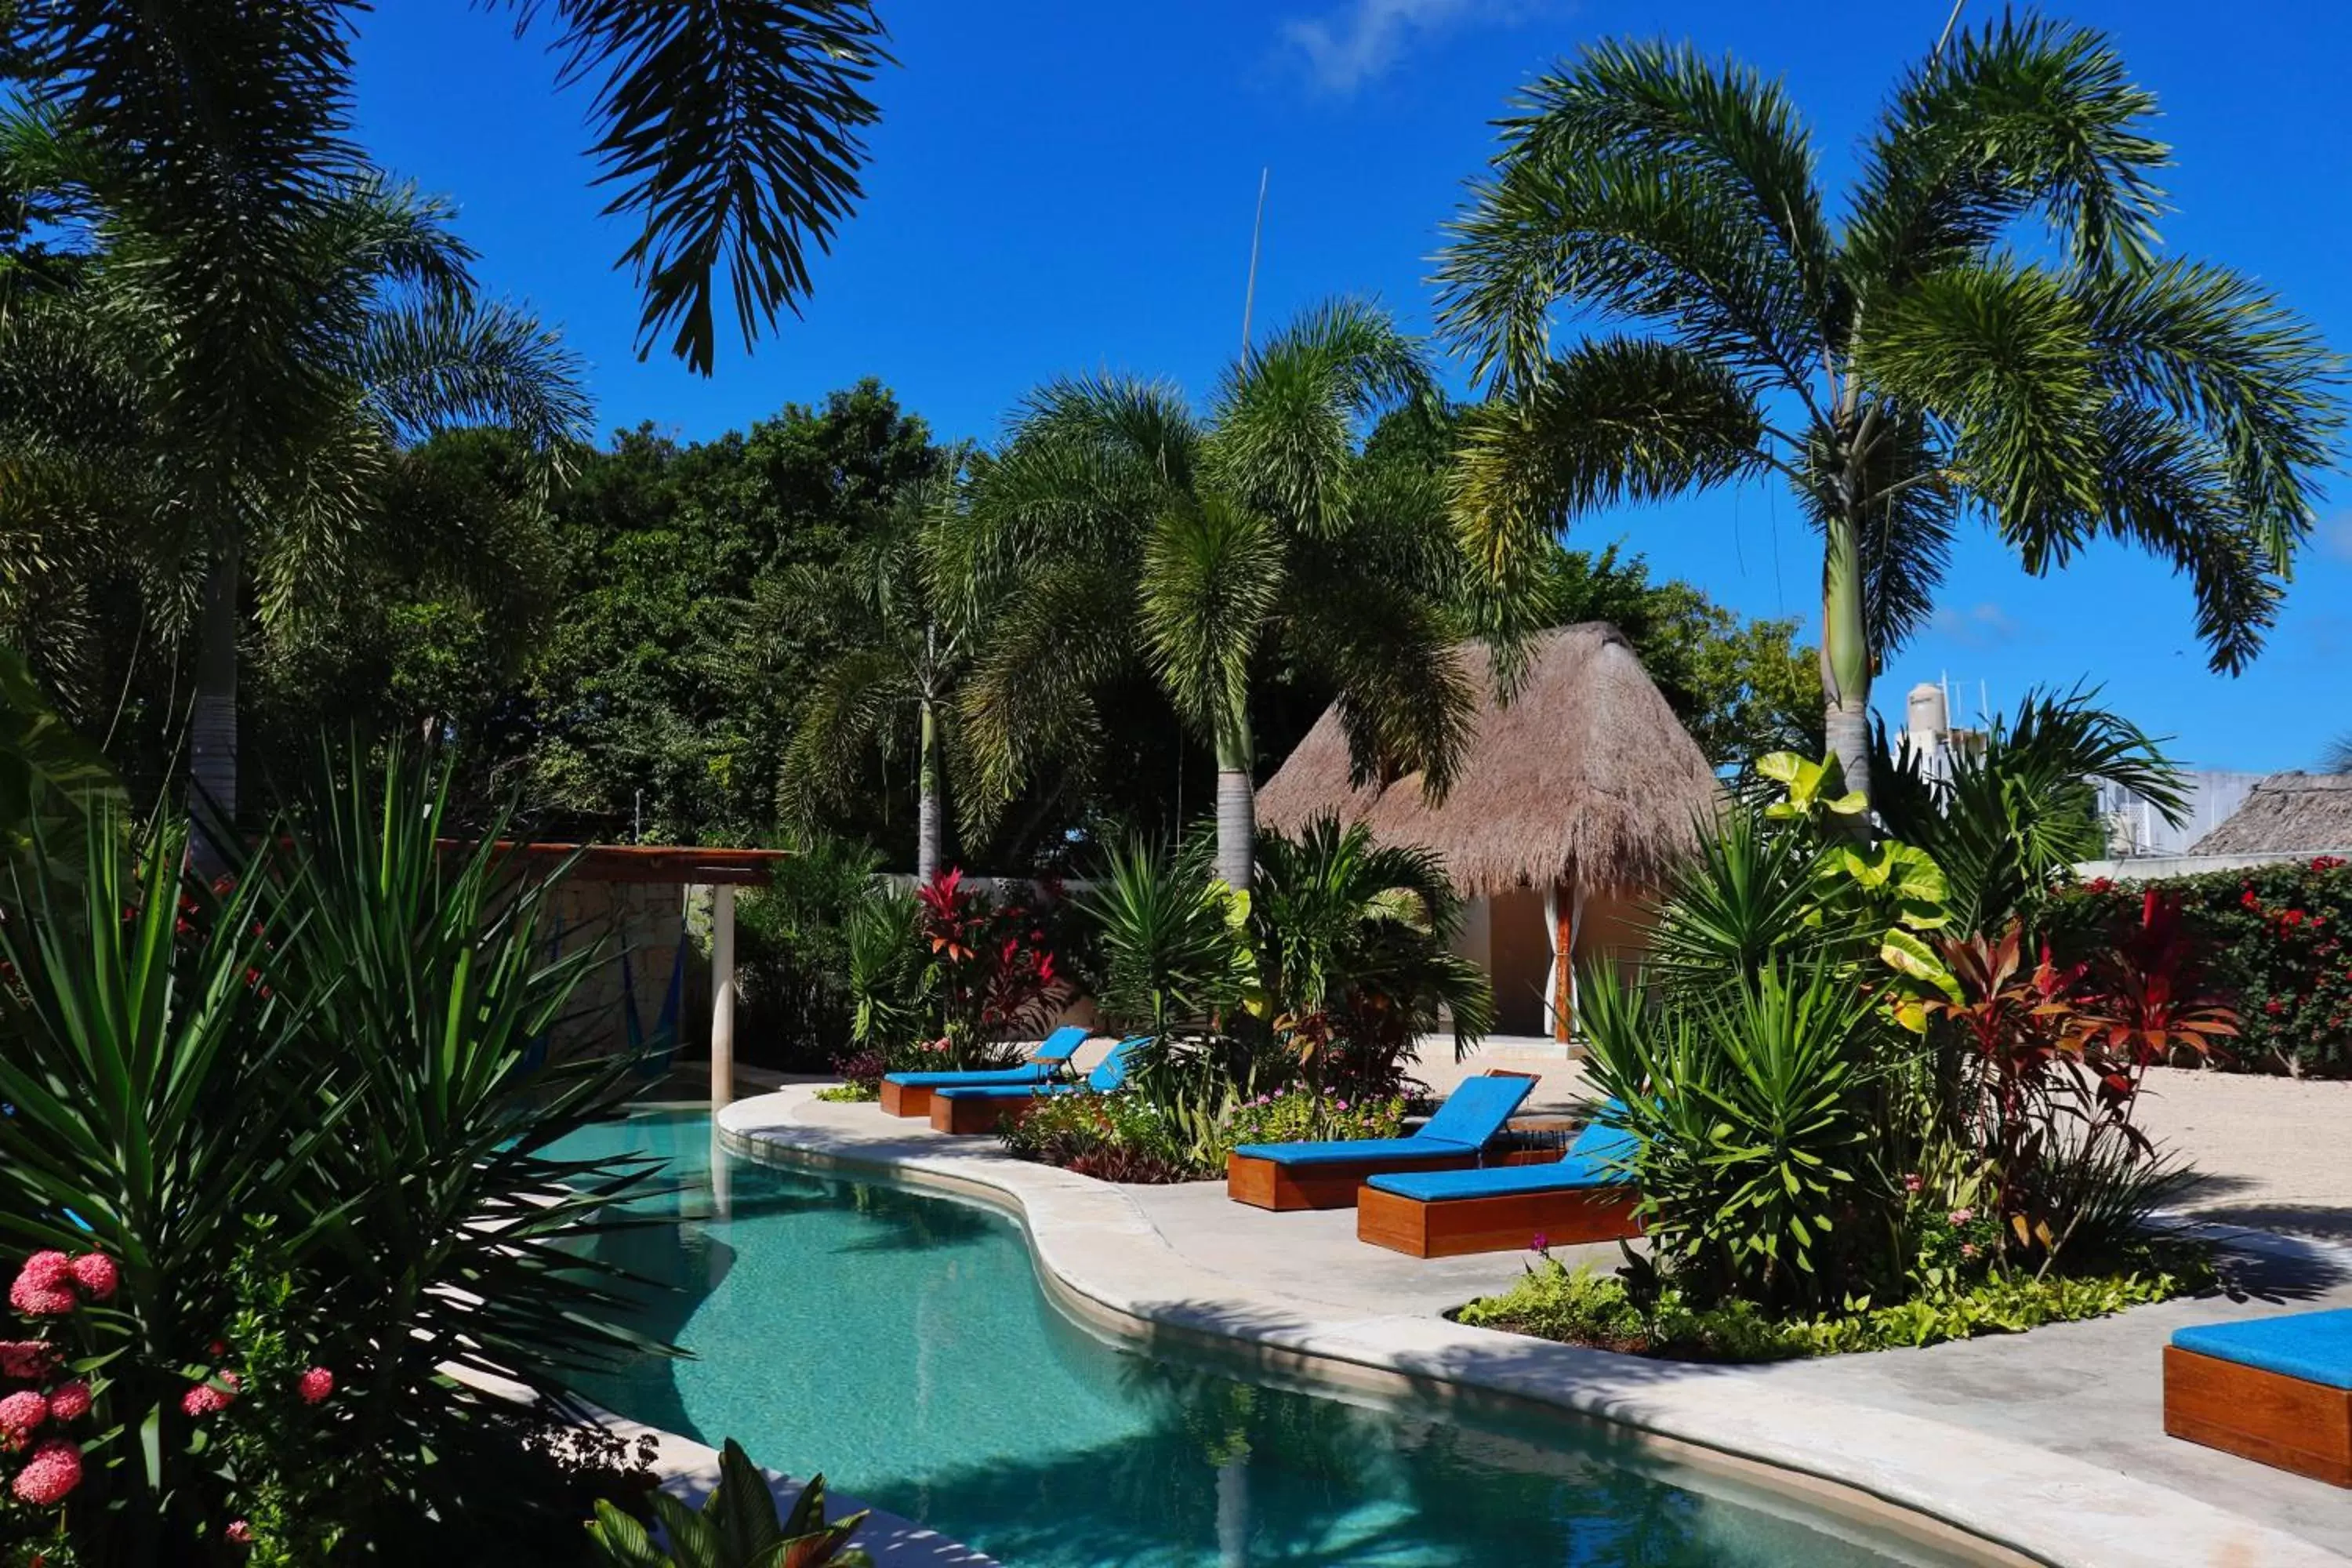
[556,1109,1989,1568]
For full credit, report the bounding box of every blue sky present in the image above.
[350,1,2351,772]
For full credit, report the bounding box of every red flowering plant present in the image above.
[1926,896,2236,1274]
[0,1248,114,1562]
[2041,855,2350,1075]
[912,868,1070,1069]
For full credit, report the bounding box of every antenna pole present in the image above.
[1933,0,1965,59]
[1239,166,1269,363]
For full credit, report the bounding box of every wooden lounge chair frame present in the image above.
[1356,1180,1641,1258]
[1225,1149,1483,1211]
[2164,1344,2352,1486]
[879,1078,935,1120]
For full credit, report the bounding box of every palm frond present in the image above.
[1841,13,2167,296]
[503,0,891,373]
[350,294,592,460]
[780,646,914,820]
[1208,298,1432,539]
[1436,38,1828,394]
[1138,495,1286,750]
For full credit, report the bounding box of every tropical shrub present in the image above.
[997,1094,1193,1185]
[1082,836,1250,1036]
[587,1438,869,1568]
[2042,856,2352,1076]
[1581,960,1892,1312]
[1219,1089,1407,1153]
[1248,816,1494,1098]
[844,887,931,1056]
[913,868,1069,1067]
[0,742,669,1563]
[735,832,888,1067]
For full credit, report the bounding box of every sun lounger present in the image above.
[879,1025,1087,1118]
[927,1036,1147,1135]
[1356,1102,1640,1257]
[1225,1074,1536,1211]
[2165,1308,2352,1486]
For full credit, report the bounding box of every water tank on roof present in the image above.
[1906,682,1947,754]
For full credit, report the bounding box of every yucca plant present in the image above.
[0,812,336,1558]
[1081,836,1250,1036]
[1581,959,1889,1312]
[240,739,670,1533]
[588,1439,870,1568]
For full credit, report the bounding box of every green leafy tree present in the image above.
[0,146,589,852]
[1436,19,2343,811]
[956,300,1477,889]
[527,383,945,844]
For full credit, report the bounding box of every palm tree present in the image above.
[1435,18,2343,812]
[0,138,590,846]
[953,300,1479,889]
[4,2,889,849]
[776,448,968,882]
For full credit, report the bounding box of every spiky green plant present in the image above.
[1437,19,2344,811]
[588,1439,871,1568]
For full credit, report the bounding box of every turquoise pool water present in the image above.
[556,1109,1984,1568]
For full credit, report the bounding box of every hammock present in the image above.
[619,924,691,1079]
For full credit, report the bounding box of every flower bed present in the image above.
[1457,1243,2212,1363]
[998,1087,1407,1184]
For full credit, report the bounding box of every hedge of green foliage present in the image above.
[2041,856,2352,1076]
[1456,1253,2210,1362]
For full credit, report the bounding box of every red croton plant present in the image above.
[913,868,1069,1069]
[1928,891,2237,1267]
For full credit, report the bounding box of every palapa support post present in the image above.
[710,883,737,1110]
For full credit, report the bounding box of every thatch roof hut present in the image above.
[1257,623,1722,1039]
[2188,772,2352,855]
[1257,622,1722,897]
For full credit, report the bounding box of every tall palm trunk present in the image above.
[1820,510,1874,820]
[916,697,943,886]
[187,549,240,871]
[1213,702,1254,891]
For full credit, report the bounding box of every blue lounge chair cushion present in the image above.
[1417,1074,1538,1148]
[1229,1135,1481,1166]
[1232,1073,1536,1166]
[1366,1153,1626,1201]
[1367,1101,1640,1201]
[883,1026,1090,1089]
[934,1036,1146,1102]
[2171,1309,2352,1389]
[886,1063,1053,1089]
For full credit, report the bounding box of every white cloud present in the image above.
[1279,0,1527,94]
[1928,601,2023,645]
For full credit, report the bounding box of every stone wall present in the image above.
[543,877,691,1064]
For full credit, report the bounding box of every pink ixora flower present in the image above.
[0,1341,55,1381]
[44,1382,89,1422]
[1947,1207,1976,1227]
[1960,1243,1980,1261]
[297,1367,334,1405]
[9,1439,82,1505]
[67,1254,117,1301]
[0,1389,48,1440]
[181,1382,233,1418]
[226,1519,255,1545]
[1530,1232,1550,1253]
[9,1254,78,1317]
[1901,1173,1923,1194]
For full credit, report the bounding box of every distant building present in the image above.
[2096,771,2270,858]
[2187,773,2352,856]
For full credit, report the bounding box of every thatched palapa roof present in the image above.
[1255,623,1722,898]
[2188,772,2352,855]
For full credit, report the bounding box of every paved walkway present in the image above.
[731,1087,2351,1568]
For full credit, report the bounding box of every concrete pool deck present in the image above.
[719,1086,2352,1568]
